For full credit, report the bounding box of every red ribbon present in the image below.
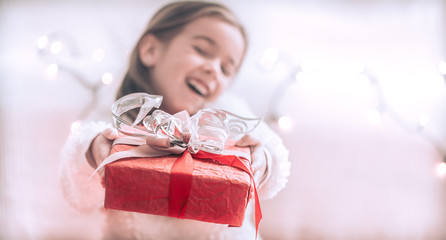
[168,150,262,238]
[168,150,194,219]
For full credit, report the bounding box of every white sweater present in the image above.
[59,92,290,240]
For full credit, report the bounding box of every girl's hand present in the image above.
[86,128,119,171]
[235,135,268,185]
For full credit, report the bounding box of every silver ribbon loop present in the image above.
[111,92,163,137]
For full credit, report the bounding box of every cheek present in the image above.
[156,59,188,86]
[167,54,202,79]
[211,79,230,101]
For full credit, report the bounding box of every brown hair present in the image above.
[116,1,248,101]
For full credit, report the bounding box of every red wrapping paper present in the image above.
[103,144,253,227]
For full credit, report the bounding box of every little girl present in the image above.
[60,1,290,239]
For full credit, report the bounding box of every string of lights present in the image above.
[36,32,115,131]
[258,48,446,178]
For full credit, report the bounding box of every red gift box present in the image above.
[103,143,254,227]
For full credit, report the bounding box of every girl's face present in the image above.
[141,17,245,115]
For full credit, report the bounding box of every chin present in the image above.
[184,106,200,115]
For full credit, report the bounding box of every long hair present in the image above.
[116,1,248,101]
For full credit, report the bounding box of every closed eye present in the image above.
[221,65,230,76]
[194,46,208,56]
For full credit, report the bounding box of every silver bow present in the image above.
[112,93,262,154]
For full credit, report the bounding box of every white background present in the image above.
[1,0,445,239]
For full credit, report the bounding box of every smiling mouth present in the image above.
[187,78,209,97]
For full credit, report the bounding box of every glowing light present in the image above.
[46,63,58,78]
[92,48,106,62]
[71,120,82,133]
[436,162,446,177]
[368,109,382,126]
[101,72,113,85]
[438,61,446,75]
[278,115,293,131]
[259,48,279,70]
[418,113,429,128]
[263,48,279,61]
[36,35,48,49]
[295,71,306,84]
[50,41,63,54]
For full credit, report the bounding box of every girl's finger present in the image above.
[101,128,119,140]
[235,134,260,148]
[146,135,171,147]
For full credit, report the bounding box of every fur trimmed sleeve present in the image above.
[209,93,291,200]
[59,121,111,213]
[248,122,290,199]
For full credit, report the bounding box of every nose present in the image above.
[201,59,221,94]
[203,59,221,79]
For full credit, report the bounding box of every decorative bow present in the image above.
[113,92,261,152]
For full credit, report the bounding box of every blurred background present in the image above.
[1,0,446,239]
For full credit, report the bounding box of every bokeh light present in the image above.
[278,115,293,131]
[259,47,279,70]
[70,120,82,133]
[101,72,113,85]
[36,35,48,49]
[436,162,446,177]
[45,63,58,78]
